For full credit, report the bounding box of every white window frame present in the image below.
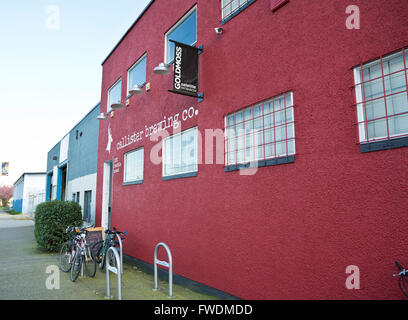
[127,53,147,94]
[162,127,198,178]
[124,147,144,183]
[353,48,408,143]
[164,5,197,64]
[107,78,122,113]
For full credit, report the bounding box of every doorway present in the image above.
[83,190,92,223]
[101,161,113,230]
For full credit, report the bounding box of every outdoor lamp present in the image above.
[129,84,144,96]
[110,101,123,110]
[153,62,171,75]
[97,113,107,120]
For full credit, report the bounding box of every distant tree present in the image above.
[0,185,13,207]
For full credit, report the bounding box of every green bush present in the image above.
[8,209,22,215]
[34,200,83,252]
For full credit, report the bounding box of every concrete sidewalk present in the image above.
[0,217,218,300]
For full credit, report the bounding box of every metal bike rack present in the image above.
[152,242,173,298]
[114,233,123,274]
[105,247,122,300]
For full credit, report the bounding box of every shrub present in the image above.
[8,209,22,215]
[34,200,83,252]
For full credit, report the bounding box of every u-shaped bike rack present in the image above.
[152,242,173,298]
[114,233,123,274]
[105,247,122,300]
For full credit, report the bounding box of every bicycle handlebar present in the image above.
[396,261,403,271]
[105,228,128,236]
[394,261,408,277]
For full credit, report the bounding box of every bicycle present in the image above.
[59,226,97,281]
[393,261,408,299]
[91,227,127,271]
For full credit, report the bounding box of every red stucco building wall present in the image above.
[96,0,408,299]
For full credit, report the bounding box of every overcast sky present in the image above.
[0,0,151,186]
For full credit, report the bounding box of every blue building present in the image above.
[46,103,100,224]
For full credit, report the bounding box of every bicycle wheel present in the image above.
[91,241,104,264]
[107,247,117,269]
[70,251,82,282]
[84,246,96,278]
[59,241,72,272]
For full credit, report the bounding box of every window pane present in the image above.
[275,110,285,125]
[264,101,273,114]
[386,92,408,116]
[274,95,285,111]
[265,143,275,158]
[164,128,197,176]
[363,59,382,81]
[236,111,243,123]
[367,118,387,140]
[384,71,406,95]
[275,125,286,142]
[383,51,404,75]
[287,123,295,139]
[286,107,294,122]
[125,148,144,182]
[254,118,262,130]
[264,128,274,144]
[254,104,262,117]
[245,133,252,149]
[288,139,295,155]
[388,114,408,136]
[128,56,147,90]
[166,9,197,63]
[276,141,287,156]
[286,92,293,106]
[264,114,273,128]
[245,119,253,133]
[364,78,384,100]
[244,107,252,120]
[227,114,235,126]
[108,79,121,111]
[365,99,386,121]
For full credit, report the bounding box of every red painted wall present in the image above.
[96,0,408,299]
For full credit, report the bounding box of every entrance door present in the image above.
[84,190,92,223]
[102,161,113,230]
[60,166,67,201]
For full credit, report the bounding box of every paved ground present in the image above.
[0,211,217,300]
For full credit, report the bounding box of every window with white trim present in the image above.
[163,127,198,177]
[128,54,147,93]
[222,0,255,21]
[353,48,408,143]
[107,78,122,112]
[224,92,295,166]
[124,147,144,183]
[165,6,197,64]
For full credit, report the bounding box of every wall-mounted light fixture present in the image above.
[97,113,107,120]
[153,62,171,75]
[128,84,144,96]
[110,101,123,110]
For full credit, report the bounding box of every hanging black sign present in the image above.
[168,40,199,98]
